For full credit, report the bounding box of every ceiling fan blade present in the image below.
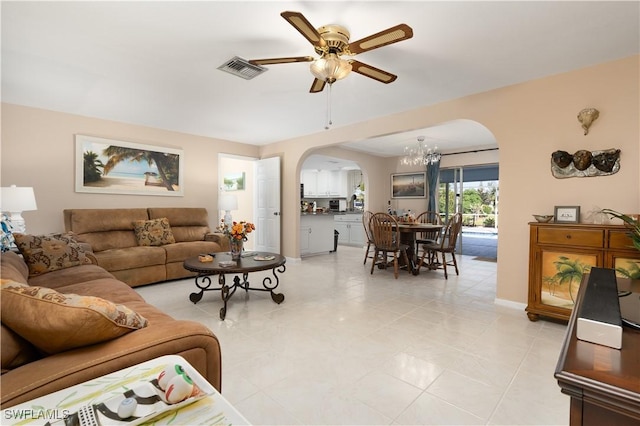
[350,60,397,84]
[249,56,314,66]
[348,24,413,55]
[310,78,326,93]
[281,11,327,49]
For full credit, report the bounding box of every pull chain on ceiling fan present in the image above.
[249,11,413,128]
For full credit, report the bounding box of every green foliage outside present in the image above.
[439,181,498,227]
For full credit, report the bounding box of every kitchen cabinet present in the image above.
[526,222,640,322]
[301,170,347,198]
[334,214,365,247]
[300,214,334,256]
[300,225,311,254]
[301,170,318,197]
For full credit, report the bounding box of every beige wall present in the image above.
[261,55,639,305]
[2,55,638,306]
[0,105,259,233]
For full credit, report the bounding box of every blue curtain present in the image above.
[426,160,440,211]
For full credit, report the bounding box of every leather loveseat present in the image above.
[0,250,222,409]
[63,208,230,287]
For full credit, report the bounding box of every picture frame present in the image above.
[391,172,427,199]
[75,135,184,196]
[223,172,246,191]
[554,205,580,223]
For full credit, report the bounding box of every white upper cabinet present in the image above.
[302,170,348,198]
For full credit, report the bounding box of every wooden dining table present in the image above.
[393,222,444,274]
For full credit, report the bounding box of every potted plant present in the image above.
[601,209,640,251]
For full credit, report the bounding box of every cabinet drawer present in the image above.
[609,230,636,250]
[537,228,603,247]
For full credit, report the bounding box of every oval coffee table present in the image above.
[183,252,286,320]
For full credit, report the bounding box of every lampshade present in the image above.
[1,185,38,235]
[310,53,352,84]
[1,185,38,212]
[218,194,238,212]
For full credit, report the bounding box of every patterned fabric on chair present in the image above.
[369,213,411,279]
[418,212,462,279]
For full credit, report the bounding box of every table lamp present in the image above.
[218,194,238,227]
[1,185,38,234]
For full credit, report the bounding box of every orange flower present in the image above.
[216,220,255,242]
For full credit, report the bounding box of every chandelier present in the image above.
[401,136,442,166]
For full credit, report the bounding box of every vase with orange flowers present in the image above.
[217,220,255,260]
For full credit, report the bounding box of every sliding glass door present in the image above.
[439,164,499,259]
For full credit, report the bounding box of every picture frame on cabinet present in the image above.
[554,206,581,223]
[75,135,184,196]
[391,172,427,199]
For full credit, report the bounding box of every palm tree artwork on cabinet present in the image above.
[541,252,596,308]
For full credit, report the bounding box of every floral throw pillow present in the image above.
[0,279,148,354]
[133,217,176,246]
[13,232,93,276]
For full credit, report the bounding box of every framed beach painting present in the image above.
[391,172,427,199]
[223,172,246,191]
[75,135,184,196]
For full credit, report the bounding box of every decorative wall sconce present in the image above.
[577,108,599,135]
[551,148,620,178]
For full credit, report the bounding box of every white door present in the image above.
[254,156,281,253]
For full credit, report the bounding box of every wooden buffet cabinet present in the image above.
[555,274,640,425]
[527,222,640,322]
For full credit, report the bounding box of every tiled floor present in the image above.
[136,246,569,425]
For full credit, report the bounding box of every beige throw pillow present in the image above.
[13,232,93,276]
[0,279,148,354]
[133,217,176,246]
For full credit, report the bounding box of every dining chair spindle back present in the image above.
[369,212,411,279]
[362,210,375,265]
[418,212,463,279]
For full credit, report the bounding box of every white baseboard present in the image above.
[494,297,526,311]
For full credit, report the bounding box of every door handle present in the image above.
[273,212,280,216]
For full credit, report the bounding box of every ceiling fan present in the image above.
[249,11,413,93]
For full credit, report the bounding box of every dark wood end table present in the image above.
[183,252,286,320]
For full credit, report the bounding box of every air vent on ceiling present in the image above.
[217,56,267,80]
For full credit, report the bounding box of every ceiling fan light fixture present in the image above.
[310,53,352,84]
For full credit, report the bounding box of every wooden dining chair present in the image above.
[415,211,443,246]
[417,212,462,279]
[369,212,411,279]
[362,210,375,265]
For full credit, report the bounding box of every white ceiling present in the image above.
[2,1,639,160]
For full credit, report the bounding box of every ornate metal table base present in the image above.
[189,264,286,320]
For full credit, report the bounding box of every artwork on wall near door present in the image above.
[391,172,426,199]
[223,172,246,191]
[75,135,184,196]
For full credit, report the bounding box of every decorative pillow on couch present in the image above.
[0,279,148,354]
[133,217,176,246]
[13,232,94,276]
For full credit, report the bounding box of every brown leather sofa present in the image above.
[0,251,222,409]
[63,207,230,287]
